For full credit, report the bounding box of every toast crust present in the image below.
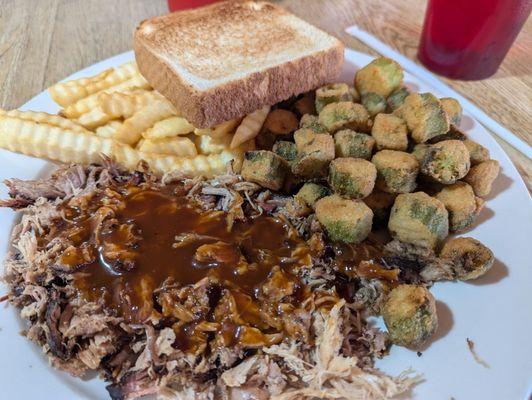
[134,1,344,128]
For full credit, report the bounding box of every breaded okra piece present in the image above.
[315,83,352,113]
[272,141,297,163]
[440,237,494,280]
[355,57,404,97]
[418,140,470,184]
[463,139,490,165]
[388,192,449,249]
[399,93,450,143]
[371,113,408,151]
[440,97,462,126]
[295,183,330,208]
[292,129,335,178]
[361,92,387,117]
[318,101,372,133]
[363,190,397,226]
[262,109,299,135]
[382,284,438,349]
[315,194,373,243]
[372,150,419,193]
[241,150,287,190]
[463,159,500,197]
[329,158,377,199]
[334,129,375,159]
[436,182,480,232]
[387,87,410,111]
[299,114,328,134]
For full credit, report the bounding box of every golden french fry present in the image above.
[61,75,150,119]
[114,100,177,145]
[49,62,139,107]
[142,116,194,139]
[75,107,113,130]
[0,116,116,165]
[95,120,122,139]
[230,106,270,149]
[194,118,242,138]
[137,137,197,157]
[99,90,164,119]
[195,133,232,154]
[0,109,89,133]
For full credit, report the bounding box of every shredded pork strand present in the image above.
[2,163,418,400]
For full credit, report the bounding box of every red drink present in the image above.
[168,0,219,12]
[418,0,532,80]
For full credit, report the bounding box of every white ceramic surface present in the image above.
[1,49,531,400]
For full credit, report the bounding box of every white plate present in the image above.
[1,50,531,400]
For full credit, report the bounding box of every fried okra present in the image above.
[388,192,449,249]
[241,151,287,191]
[292,129,335,178]
[463,139,490,165]
[299,114,328,134]
[315,194,373,243]
[329,158,377,199]
[294,92,316,116]
[382,284,438,349]
[371,114,408,151]
[387,86,410,111]
[262,109,299,135]
[372,150,419,193]
[440,237,494,280]
[463,159,500,197]
[296,183,330,208]
[399,93,450,143]
[440,97,462,126]
[318,101,372,133]
[436,182,480,232]
[272,141,297,163]
[363,190,396,226]
[355,57,404,97]
[334,130,375,159]
[349,86,361,102]
[315,83,352,113]
[418,140,470,184]
[361,92,386,117]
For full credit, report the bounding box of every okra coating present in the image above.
[292,129,335,178]
[262,109,299,135]
[272,141,297,163]
[382,284,438,349]
[318,101,372,133]
[418,140,470,184]
[440,237,494,280]
[463,139,490,165]
[296,183,330,208]
[361,92,387,117]
[399,93,450,143]
[388,192,449,249]
[363,190,396,226]
[371,113,408,151]
[436,182,479,232]
[372,150,419,193]
[440,97,462,126]
[299,114,328,134]
[315,83,352,113]
[315,194,374,243]
[463,159,500,197]
[355,57,404,97]
[387,87,410,111]
[241,150,287,190]
[329,158,377,199]
[334,129,375,159]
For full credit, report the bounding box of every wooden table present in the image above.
[1,0,530,188]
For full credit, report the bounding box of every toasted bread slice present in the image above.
[134,1,344,128]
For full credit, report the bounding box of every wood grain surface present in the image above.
[0,0,530,188]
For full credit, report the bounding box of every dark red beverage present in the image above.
[168,0,219,12]
[418,0,532,80]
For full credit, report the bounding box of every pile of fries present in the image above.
[0,62,269,177]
